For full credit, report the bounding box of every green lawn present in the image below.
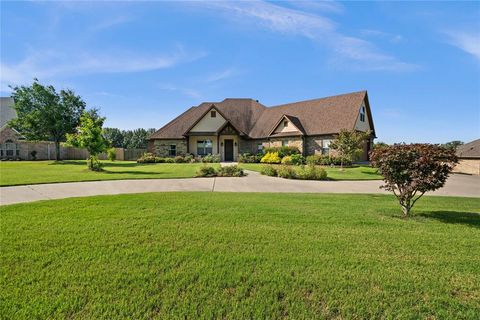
[0,161,220,186]
[239,163,383,180]
[1,193,479,319]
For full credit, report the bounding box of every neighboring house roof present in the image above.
[0,97,16,128]
[456,139,480,159]
[150,91,374,140]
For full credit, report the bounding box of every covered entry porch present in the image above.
[187,134,239,162]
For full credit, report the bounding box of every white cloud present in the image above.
[157,84,202,99]
[206,67,242,82]
[0,47,207,90]
[360,29,404,44]
[286,0,344,14]
[90,15,132,31]
[187,1,417,72]
[444,30,480,61]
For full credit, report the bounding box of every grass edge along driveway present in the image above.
[1,192,479,319]
[0,160,220,186]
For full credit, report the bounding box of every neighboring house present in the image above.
[149,90,376,161]
[0,97,24,159]
[454,139,480,175]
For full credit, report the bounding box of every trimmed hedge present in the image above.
[260,164,328,181]
[263,146,300,158]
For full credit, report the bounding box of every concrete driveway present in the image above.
[1,171,479,206]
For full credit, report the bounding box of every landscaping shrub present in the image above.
[87,156,104,171]
[306,154,352,166]
[306,155,321,166]
[277,165,296,179]
[217,165,244,177]
[264,146,300,158]
[296,165,328,180]
[195,165,217,177]
[239,153,261,163]
[260,165,277,177]
[201,154,221,163]
[154,157,165,163]
[30,150,37,161]
[107,147,116,161]
[290,154,305,165]
[164,157,175,163]
[260,152,281,164]
[174,156,185,163]
[184,154,194,163]
[137,152,156,163]
[281,155,293,165]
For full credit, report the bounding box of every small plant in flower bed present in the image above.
[239,153,262,163]
[137,152,156,163]
[290,154,306,165]
[281,155,293,165]
[174,156,185,163]
[263,146,300,158]
[217,165,245,177]
[277,165,297,179]
[260,152,281,164]
[306,155,351,166]
[260,165,278,176]
[201,154,221,163]
[195,165,217,177]
[296,164,328,180]
[184,154,194,163]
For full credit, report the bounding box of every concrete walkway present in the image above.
[1,171,479,206]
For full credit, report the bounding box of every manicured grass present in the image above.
[0,161,220,186]
[1,193,479,319]
[239,163,383,180]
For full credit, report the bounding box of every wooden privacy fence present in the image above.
[6,141,146,161]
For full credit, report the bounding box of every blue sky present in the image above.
[1,1,479,144]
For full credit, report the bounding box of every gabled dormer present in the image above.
[268,114,305,137]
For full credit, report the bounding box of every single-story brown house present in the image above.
[454,139,480,175]
[148,90,376,161]
[0,97,24,159]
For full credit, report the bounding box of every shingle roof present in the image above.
[150,91,373,140]
[456,139,480,159]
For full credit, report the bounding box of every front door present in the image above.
[224,139,234,161]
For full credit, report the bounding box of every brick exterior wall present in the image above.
[151,139,187,157]
[454,159,480,175]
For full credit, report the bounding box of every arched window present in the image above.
[4,139,19,157]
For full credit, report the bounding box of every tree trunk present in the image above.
[55,141,61,161]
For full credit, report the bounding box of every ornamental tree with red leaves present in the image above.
[370,144,458,217]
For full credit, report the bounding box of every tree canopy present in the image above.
[370,144,458,217]
[103,127,155,149]
[330,129,371,168]
[9,79,86,160]
[67,110,108,170]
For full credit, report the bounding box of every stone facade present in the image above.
[151,139,187,157]
[304,135,334,156]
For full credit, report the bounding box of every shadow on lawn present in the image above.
[50,161,141,168]
[419,211,480,228]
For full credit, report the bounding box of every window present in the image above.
[283,120,288,127]
[211,110,216,118]
[197,139,213,156]
[169,144,176,156]
[360,106,366,122]
[257,143,263,151]
[282,140,288,147]
[322,139,331,155]
[5,140,17,157]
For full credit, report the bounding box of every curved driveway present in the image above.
[1,171,479,206]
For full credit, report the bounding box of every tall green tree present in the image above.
[123,128,155,149]
[330,129,371,169]
[67,110,108,171]
[103,128,124,147]
[9,79,86,160]
[442,140,464,150]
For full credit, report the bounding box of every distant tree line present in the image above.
[103,128,156,149]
